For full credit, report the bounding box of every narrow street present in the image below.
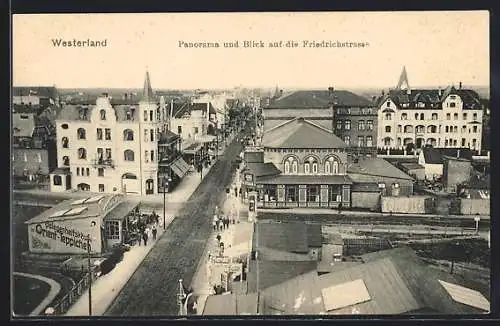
[104,129,248,316]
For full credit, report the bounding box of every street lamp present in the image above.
[87,220,96,316]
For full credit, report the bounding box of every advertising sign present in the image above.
[28,218,102,254]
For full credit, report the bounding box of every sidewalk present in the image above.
[65,213,177,316]
[257,207,490,220]
[64,136,239,316]
[189,176,252,315]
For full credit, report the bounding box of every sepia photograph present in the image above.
[11,11,490,318]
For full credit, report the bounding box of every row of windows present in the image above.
[336,120,374,131]
[76,167,90,176]
[381,137,478,148]
[262,185,344,203]
[385,124,480,134]
[387,112,479,121]
[445,125,479,133]
[283,157,340,175]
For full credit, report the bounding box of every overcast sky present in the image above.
[13,11,489,90]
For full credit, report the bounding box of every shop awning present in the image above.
[103,200,139,221]
[183,142,203,155]
[256,174,353,185]
[171,158,191,178]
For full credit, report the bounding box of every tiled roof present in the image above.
[347,158,413,181]
[256,222,322,254]
[262,117,347,148]
[422,148,473,164]
[256,174,353,185]
[13,86,57,98]
[244,163,281,178]
[378,87,483,110]
[57,104,92,121]
[268,90,375,108]
[246,260,318,293]
[316,261,362,274]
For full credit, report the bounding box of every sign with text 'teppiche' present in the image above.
[27,218,102,254]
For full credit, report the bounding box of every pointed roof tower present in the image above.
[141,70,155,103]
[396,66,410,91]
[273,85,280,98]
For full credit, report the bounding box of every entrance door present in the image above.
[146,179,154,195]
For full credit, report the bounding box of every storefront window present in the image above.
[285,185,297,202]
[329,185,342,202]
[264,185,277,201]
[105,221,120,240]
[307,185,319,202]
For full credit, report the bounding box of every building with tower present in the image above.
[376,67,485,154]
[50,71,189,195]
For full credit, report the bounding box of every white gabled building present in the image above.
[377,67,484,153]
[50,71,189,196]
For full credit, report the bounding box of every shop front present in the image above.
[25,194,138,255]
[255,175,353,209]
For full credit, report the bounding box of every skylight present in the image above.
[438,280,490,312]
[71,198,88,205]
[84,195,105,204]
[321,279,371,312]
[49,209,71,218]
[63,206,88,217]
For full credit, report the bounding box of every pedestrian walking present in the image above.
[216,233,222,244]
[212,219,217,231]
[152,224,157,240]
[143,231,149,246]
[216,218,221,231]
[137,232,142,246]
[224,216,229,229]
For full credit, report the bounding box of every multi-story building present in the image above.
[376,68,484,153]
[12,86,58,107]
[263,88,374,133]
[51,71,189,195]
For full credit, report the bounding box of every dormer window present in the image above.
[100,109,106,120]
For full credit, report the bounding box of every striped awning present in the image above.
[171,158,191,178]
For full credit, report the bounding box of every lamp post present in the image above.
[474,216,481,234]
[87,220,96,316]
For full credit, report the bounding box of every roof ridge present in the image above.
[263,117,300,134]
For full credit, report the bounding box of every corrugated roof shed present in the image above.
[262,117,347,149]
[256,222,322,254]
[348,158,413,181]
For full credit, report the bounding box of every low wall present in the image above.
[351,192,380,210]
[460,199,490,215]
[381,196,433,214]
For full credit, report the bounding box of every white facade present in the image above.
[55,96,165,195]
[377,91,483,151]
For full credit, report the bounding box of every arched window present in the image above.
[404,125,413,133]
[312,162,318,174]
[325,156,339,174]
[432,113,438,120]
[333,161,339,174]
[62,137,69,148]
[123,129,134,141]
[453,126,458,133]
[385,126,391,133]
[415,113,419,120]
[304,156,318,174]
[124,150,135,161]
[100,109,106,120]
[86,168,90,176]
[78,148,87,159]
[304,162,310,174]
[401,113,407,120]
[284,156,298,174]
[76,167,80,176]
[385,113,392,120]
[420,113,424,120]
[53,175,62,186]
[445,126,449,133]
[77,128,86,140]
[62,156,69,166]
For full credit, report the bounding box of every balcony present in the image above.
[91,158,115,168]
[158,151,182,166]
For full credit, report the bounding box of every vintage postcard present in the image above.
[11,11,490,317]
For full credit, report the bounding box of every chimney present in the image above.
[459,82,462,89]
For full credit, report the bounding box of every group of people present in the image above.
[212,213,233,231]
[134,211,160,246]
